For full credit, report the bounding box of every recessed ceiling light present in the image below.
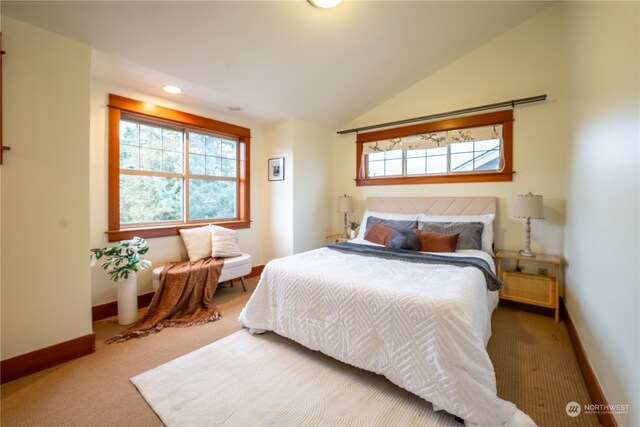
[163,85,182,94]
[228,106,242,112]
[307,0,342,8]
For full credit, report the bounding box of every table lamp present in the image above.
[337,194,353,238]
[514,192,544,257]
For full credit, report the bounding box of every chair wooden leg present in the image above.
[240,277,247,292]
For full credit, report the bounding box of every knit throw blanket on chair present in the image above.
[107,257,224,344]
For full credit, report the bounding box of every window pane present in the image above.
[206,156,222,176]
[368,152,385,162]
[426,155,447,174]
[386,158,403,175]
[189,132,205,155]
[120,145,139,170]
[368,160,385,177]
[450,141,474,154]
[120,175,182,224]
[163,129,182,152]
[407,156,426,175]
[475,151,500,171]
[451,152,475,172]
[385,149,402,160]
[120,121,138,146]
[407,149,426,158]
[221,158,237,178]
[221,139,237,159]
[189,154,205,175]
[163,151,182,173]
[139,124,162,149]
[189,179,236,220]
[139,148,162,171]
[428,146,447,156]
[205,136,221,157]
[449,139,501,173]
[475,138,500,151]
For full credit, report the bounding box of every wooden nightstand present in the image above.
[326,233,350,243]
[495,250,563,322]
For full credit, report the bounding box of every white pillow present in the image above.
[356,210,419,239]
[179,225,212,261]
[210,225,242,258]
[418,213,495,255]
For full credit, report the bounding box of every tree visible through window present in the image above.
[108,95,251,241]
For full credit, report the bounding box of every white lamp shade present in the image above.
[337,195,353,213]
[514,193,544,219]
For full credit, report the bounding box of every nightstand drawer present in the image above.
[500,271,555,307]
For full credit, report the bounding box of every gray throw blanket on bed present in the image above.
[327,242,502,291]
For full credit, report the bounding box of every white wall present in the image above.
[89,76,266,305]
[564,2,639,425]
[291,118,333,253]
[1,17,92,359]
[262,119,294,261]
[262,118,334,261]
[333,4,567,255]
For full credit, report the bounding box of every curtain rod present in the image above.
[336,94,547,135]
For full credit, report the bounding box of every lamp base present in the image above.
[519,249,537,257]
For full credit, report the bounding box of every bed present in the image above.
[239,197,535,427]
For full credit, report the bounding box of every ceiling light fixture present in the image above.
[163,85,182,94]
[307,0,342,9]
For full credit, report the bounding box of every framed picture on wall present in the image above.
[268,157,285,181]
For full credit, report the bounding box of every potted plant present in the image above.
[348,220,360,239]
[90,236,152,325]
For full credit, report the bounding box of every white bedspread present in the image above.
[239,246,534,426]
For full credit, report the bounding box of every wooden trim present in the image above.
[1,334,95,384]
[107,94,251,242]
[247,264,265,278]
[107,220,251,242]
[240,136,251,231]
[355,110,514,186]
[355,110,513,143]
[108,107,121,233]
[561,298,618,427]
[92,291,156,322]
[92,264,264,321]
[356,171,513,186]
[109,94,250,138]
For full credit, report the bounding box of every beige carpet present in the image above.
[132,329,459,427]
[1,276,599,427]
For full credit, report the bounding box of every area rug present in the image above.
[131,329,458,426]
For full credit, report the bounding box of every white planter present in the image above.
[117,273,138,325]
[349,229,357,239]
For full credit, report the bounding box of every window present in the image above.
[108,94,251,241]
[356,110,513,186]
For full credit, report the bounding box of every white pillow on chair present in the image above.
[210,225,242,258]
[179,225,212,261]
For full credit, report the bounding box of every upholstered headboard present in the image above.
[365,197,496,216]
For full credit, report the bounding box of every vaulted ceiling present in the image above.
[2,1,552,128]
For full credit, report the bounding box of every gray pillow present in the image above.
[365,216,417,235]
[418,222,484,250]
[388,227,421,251]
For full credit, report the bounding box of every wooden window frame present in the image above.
[107,94,251,242]
[355,110,513,186]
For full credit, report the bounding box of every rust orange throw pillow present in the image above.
[364,223,395,246]
[416,230,459,252]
